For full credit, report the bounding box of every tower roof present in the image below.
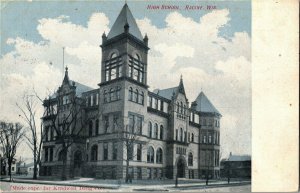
[154,76,187,100]
[194,92,221,115]
[107,3,143,41]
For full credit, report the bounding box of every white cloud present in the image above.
[0,9,251,158]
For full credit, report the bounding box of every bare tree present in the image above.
[0,121,25,181]
[115,115,149,183]
[16,93,45,179]
[42,91,96,180]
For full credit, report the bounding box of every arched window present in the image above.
[208,135,212,143]
[116,87,121,100]
[148,122,152,138]
[139,91,144,105]
[128,87,133,101]
[109,53,117,59]
[160,125,164,140]
[134,89,139,102]
[104,90,108,103]
[147,146,154,163]
[191,133,194,142]
[183,105,186,115]
[95,119,99,135]
[188,153,193,166]
[110,88,115,101]
[180,128,183,142]
[154,123,158,138]
[177,102,180,113]
[203,135,207,143]
[89,121,93,136]
[91,145,98,161]
[156,148,163,164]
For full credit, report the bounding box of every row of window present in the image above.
[104,87,121,103]
[190,113,220,128]
[176,101,187,115]
[175,128,195,143]
[88,114,121,136]
[128,114,143,135]
[44,147,54,162]
[148,96,164,111]
[200,150,220,167]
[89,143,164,164]
[128,87,144,105]
[201,131,220,145]
[86,93,99,107]
[148,122,164,139]
[147,147,163,163]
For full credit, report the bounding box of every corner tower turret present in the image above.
[100,3,149,86]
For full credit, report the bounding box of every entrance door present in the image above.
[177,158,185,178]
[74,151,82,177]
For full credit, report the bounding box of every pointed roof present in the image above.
[56,67,95,98]
[154,76,187,100]
[194,92,221,115]
[107,3,143,41]
[62,67,70,84]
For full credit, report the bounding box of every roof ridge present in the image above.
[107,4,143,41]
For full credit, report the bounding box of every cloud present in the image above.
[0,9,251,158]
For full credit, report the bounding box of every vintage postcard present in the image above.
[0,0,298,192]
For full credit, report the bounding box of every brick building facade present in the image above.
[40,3,221,180]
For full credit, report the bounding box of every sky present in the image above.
[0,0,251,160]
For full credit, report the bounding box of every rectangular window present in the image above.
[113,115,119,132]
[137,168,142,179]
[93,94,97,106]
[49,148,53,162]
[113,142,118,160]
[148,97,152,107]
[147,168,151,179]
[50,128,53,141]
[128,114,134,133]
[154,168,157,179]
[104,116,109,133]
[103,143,108,160]
[136,116,142,135]
[154,99,158,109]
[160,101,164,111]
[45,148,48,162]
[137,144,142,161]
[96,93,99,105]
[128,144,134,160]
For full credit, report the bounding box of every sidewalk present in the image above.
[0,177,251,191]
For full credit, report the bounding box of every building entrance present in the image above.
[73,151,82,177]
[177,157,186,178]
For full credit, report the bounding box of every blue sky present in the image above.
[1,0,251,55]
[0,0,252,158]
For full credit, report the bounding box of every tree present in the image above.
[16,93,45,179]
[42,90,96,180]
[115,115,149,183]
[0,121,25,181]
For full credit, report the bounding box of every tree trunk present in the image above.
[8,161,12,182]
[125,158,129,183]
[33,146,37,179]
[61,144,67,180]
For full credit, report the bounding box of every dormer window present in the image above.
[63,95,69,105]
